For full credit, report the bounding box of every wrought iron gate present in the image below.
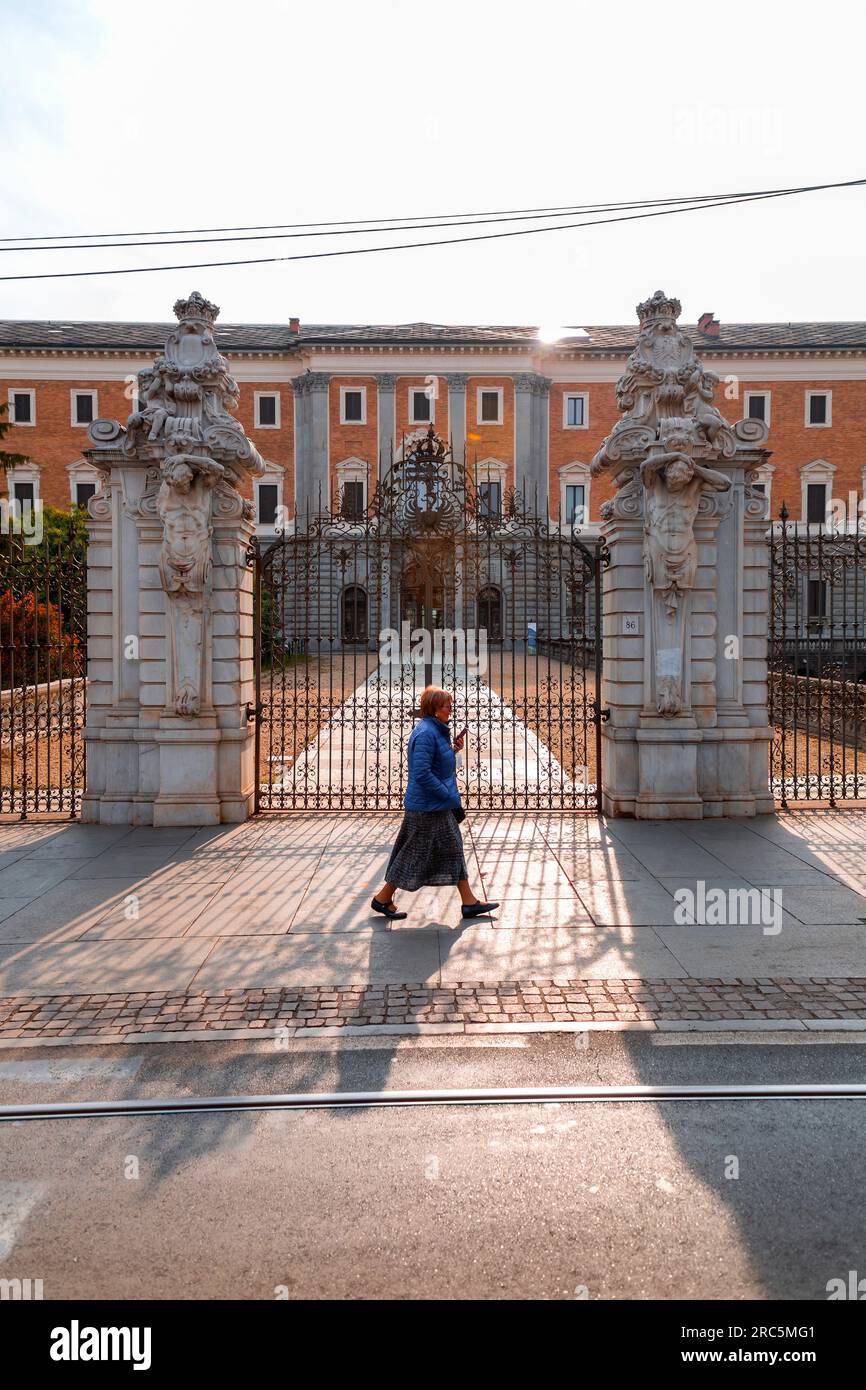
[769,507,866,806]
[0,517,87,818]
[253,427,606,812]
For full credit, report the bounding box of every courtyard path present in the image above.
[269,662,590,809]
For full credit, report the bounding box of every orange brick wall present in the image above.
[394,375,450,448]
[465,377,514,487]
[233,383,294,516]
[548,380,619,521]
[3,376,133,508]
[713,377,866,518]
[548,375,866,521]
[1,374,295,513]
[4,359,866,525]
[328,376,378,502]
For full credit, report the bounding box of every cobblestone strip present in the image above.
[0,978,865,1041]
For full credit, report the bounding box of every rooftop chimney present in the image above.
[697,311,720,338]
[289,317,300,334]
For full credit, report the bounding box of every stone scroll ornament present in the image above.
[106,291,264,717]
[592,291,733,717]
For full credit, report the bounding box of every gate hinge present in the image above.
[594,702,611,723]
[245,701,264,723]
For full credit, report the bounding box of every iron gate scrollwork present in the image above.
[254,426,606,812]
[769,505,866,807]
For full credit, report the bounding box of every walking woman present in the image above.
[372,685,499,922]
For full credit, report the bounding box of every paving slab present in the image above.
[68,849,183,880]
[0,878,146,942]
[480,897,597,930]
[437,925,684,981]
[654,922,866,978]
[18,825,133,859]
[573,879,687,927]
[752,884,866,926]
[0,857,98,903]
[476,854,581,898]
[183,880,308,937]
[0,938,214,995]
[192,928,441,990]
[81,882,225,939]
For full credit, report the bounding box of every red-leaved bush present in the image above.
[0,591,83,687]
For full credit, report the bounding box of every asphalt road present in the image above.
[0,1032,865,1300]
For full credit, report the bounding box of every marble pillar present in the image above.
[81,291,263,826]
[593,290,773,819]
[376,374,397,478]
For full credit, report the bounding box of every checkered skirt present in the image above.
[385,810,468,891]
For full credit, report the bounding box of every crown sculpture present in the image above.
[591,291,767,718]
[89,291,265,718]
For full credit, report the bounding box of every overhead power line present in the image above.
[0,184,834,246]
[0,192,809,254]
[0,177,861,283]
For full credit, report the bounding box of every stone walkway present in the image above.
[283,665,584,805]
[0,810,865,1037]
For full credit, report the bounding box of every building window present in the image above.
[806,481,828,525]
[10,480,36,508]
[477,586,503,643]
[257,483,279,527]
[807,578,828,624]
[341,585,368,644]
[340,387,366,424]
[565,484,587,527]
[74,481,97,509]
[8,389,35,425]
[478,480,501,519]
[563,393,588,429]
[341,480,365,521]
[255,392,280,428]
[806,391,831,427]
[477,387,503,424]
[744,391,769,426]
[71,390,98,426]
[559,464,591,530]
[410,388,433,424]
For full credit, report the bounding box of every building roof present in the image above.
[1,318,866,353]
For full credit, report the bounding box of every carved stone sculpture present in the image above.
[91,290,265,720]
[157,443,225,716]
[641,421,731,616]
[592,292,742,718]
[591,289,738,475]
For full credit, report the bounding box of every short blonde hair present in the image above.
[419,685,452,718]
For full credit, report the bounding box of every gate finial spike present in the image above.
[779,499,789,522]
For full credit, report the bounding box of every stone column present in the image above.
[446,374,468,464]
[514,374,550,514]
[593,290,773,819]
[376,374,397,478]
[81,291,263,826]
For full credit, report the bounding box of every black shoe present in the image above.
[461,900,499,918]
[371,897,408,920]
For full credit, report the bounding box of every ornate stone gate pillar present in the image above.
[81,291,264,826]
[593,291,774,819]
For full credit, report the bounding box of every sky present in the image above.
[1,0,865,329]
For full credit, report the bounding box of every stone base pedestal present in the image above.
[634,720,703,819]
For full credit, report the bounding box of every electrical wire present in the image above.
[0,182,839,246]
[0,177,861,283]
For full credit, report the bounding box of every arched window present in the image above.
[342,585,368,644]
[477,585,504,643]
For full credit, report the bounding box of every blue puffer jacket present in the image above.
[404,716,462,812]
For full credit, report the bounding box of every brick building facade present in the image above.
[2,315,865,536]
